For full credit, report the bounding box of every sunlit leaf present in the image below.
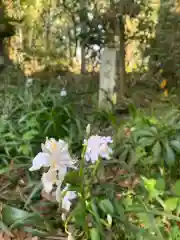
[172,180,180,196]
[90,228,101,240]
[137,213,152,229]
[22,130,39,141]
[164,198,179,212]
[99,199,114,215]
[142,177,159,200]
[155,178,165,191]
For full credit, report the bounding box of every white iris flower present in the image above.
[61,184,77,212]
[59,184,77,220]
[84,135,113,163]
[29,138,76,194]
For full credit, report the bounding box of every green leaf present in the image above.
[25,182,42,207]
[2,205,31,225]
[128,149,138,167]
[64,171,81,186]
[170,140,180,154]
[142,177,156,190]
[99,199,114,215]
[114,200,125,220]
[150,126,158,135]
[2,205,42,228]
[164,142,176,166]
[164,198,179,212]
[176,203,180,216]
[119,148,129,162]
[172,180,180,195]
[18,144,31,155]
[90,200,103,233]
[152,141,162,161]
[169,225,180,239]
[155,178,165,191]
[137,213,152,229]
[122,195,133,207]
[142,177,159,200]
[135,129,155,138]
[72,202,86,228]
[22,130,38,141]
[90,228,101,240]
[138,137,155,147]
[23,227,47,237]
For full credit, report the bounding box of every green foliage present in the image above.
[90,228,100,240]
[105,105,180,238]
[41,105,180,239]
[2,94,180,239]
[114,106,180,171]
[146,0,180,86]
[0,83,91,173]
[0,82,93,236]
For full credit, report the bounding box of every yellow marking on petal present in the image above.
[51,142,57,150]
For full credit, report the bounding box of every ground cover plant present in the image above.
[0,82,180,240]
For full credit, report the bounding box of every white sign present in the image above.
[99,48,116,108]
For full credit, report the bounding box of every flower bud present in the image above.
[60,88,67,97]
[86,124,91,136]
[107,214,112,227]
[67,233,75,240]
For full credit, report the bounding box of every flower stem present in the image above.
[79,143,89,237]
[79,144,87,195]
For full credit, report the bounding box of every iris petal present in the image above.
[29,152,51,171]
[41,170,57,193]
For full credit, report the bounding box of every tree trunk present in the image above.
[118,16,126,98]
[0,40,5,71]
[68,30,74,67]
[80,0,86,73]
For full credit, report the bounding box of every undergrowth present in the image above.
[0,82,180,239]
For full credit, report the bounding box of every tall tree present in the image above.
[0,1,15,70]
[80,0,87,73]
